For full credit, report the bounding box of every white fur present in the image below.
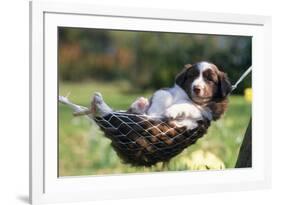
[164,103,203,120]
[144,84,212,129]
[191,62,213,96]
[147,90,174,117]
[198,61,211,72]
[164,103,204,130]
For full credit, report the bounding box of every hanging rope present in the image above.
[231,66,252,92]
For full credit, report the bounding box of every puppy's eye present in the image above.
[203,70,217,83]
[206,76,214,81]
[205,75,216,83]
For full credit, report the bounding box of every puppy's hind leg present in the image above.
[91,92,113,117]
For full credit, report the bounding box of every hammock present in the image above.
[94,111,210,166]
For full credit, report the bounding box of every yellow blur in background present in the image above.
[244,88,252,103]
[185,150,225,170]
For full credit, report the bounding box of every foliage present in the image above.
[59,28,251,94]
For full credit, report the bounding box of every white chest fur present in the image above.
[147,85,212,129]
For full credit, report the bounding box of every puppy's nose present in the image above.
[193,86,201,95]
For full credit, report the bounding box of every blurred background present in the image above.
[58,27,252,176]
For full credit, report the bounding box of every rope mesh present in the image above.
[93,111,210,166]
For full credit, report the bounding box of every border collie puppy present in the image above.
[93,61,232,129]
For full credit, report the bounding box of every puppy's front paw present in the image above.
[165,108,178,119]
[165,107,182,119]
[90,92,113,116]
[128,97,149,114]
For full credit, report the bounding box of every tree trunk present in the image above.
[235,119,252,168]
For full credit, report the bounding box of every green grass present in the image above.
[59,81,251,176]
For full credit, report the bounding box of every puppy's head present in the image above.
[175,61,232,104]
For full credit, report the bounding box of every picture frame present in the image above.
[30,1,272,204]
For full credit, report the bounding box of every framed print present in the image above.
[30,0,272,204]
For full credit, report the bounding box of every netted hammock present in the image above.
[94,111,210,166]
[59,96,210,166]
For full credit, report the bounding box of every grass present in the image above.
[59,81,251,176]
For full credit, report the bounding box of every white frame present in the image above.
[30,1,272,204]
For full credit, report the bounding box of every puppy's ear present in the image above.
[184,64,192,69]
[175,64,192,86]
[218,71,232,98]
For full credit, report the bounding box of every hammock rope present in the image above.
[231,66,252,92]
